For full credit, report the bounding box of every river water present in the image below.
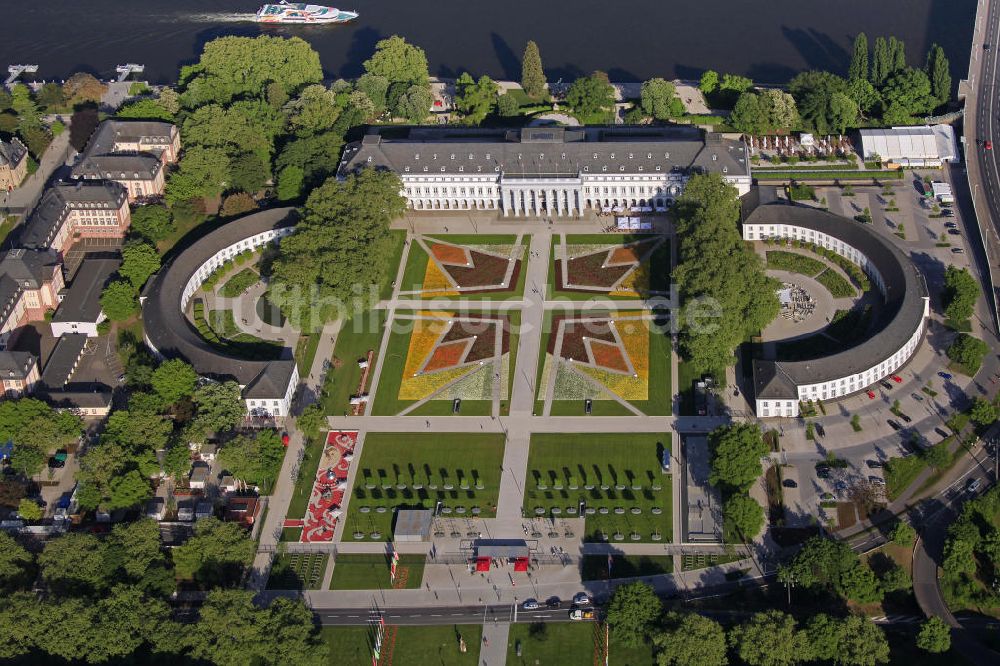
[1,0,976,84]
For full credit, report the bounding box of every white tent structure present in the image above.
[858,125,958,167]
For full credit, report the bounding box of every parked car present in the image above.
[951,247,965,254]
[938,371,953,380]
[869,476,886,486]
[967,478,983,494]
[570,609,595,621]
[782,479,798,488]
[880,380,894,390]
[899,414,912,424]
[572,593,591,606]
[546,597,561,609]
[911,392,924,402]
[948,229,962,236]
[944,222,958,228]
[816,466,832,479]
[867,389,876,400]
[522,599,539,610]
[866,459,883,469]
[887,419,902,431]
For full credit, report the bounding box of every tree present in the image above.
[888,36,907,77]
[849,33,870,82]
[880,68,934,117]
[892,521,916,546]
[106,519,169,588]
[718,74,753,106]
[605,582,662,647]
[35,82,66,112]
[151,359,198,405]
[708,423,768,492]
[848,78,881,116]
[805,614,842,662]
[15,498,42,522]
[38,532,110,596]
[394,84,434,123]
[100,279,139,321]
[192,381,245,435]
[363,35,430,89]
[285,84,341,136]
[119,241,161,290]
[157,88,181,115]
[275,131,344,188]
[129,204,174,242]
[640,78,682,120]
[673,174,779,373]
[171,517,255,586]
[947,333,989,374]
[789,70,855,134]
[916,616,951,653]
[18,124,51,159]
[356,72,390,115]
[276,165,305,202]
[783,536,859,589]
[180,35,322,107]
[181,100,283,160]
[730,90,799,134]
[521,40,547,98]
[0,398,81,476]
[0,533,32,591]
[566,71,616,120]
[838,615,890,665]
[116,99,174,122]
[926,44,952,106]
[228,151,270,194]
[728,610,809,666]
[108,470,153,511]
[62,73,106,107]
[838,563,884,604]
[970,397,998,426]
[221,192,258,217]
[269,169,406,329]
[165,145,230,205]
[453,73,498,124]
[217,430,285,491]
[722,493,765,542]
[653,611,727,666]
[879,561,911,593]
[943,266,980,325]
[699,70,719,95]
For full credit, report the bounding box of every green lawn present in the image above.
[295,332,322,377]
[322,625,481,666]
[381,230,407,300]
[284,434,326,528]
[765,250,825,276]
[347,433,505,541]
[506,622,653,666]
[524,433,672,542]
[681,551,746,571]
[814,268,856,298]
[320,309,387,416]
[0,215,17,246]
[328,553,425,590]
[884,455,927,501]
[400,242,430,292]
[580,554,672,581]
[677,357,722,416]
[266,552,328,590]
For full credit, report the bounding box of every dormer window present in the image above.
[415,154,420,160]
[459,166,464,172]
[539,153,544,160]
[440,167,445,172]
[712,154,717,161]
[367,156,372,163]
[485,153,491,160]
[655,166,661,171]
[584,166,590,172]
[638,166,644,172]
[450,154,455,160]
[619,166,625,171]
[593,153,598,159]
[423,166,429,172]
[723,166,728,173]
[628,153,633,159]
[602,166,607,172]
[610,153,615,159]
[468,153,474,159]
[665,152,670,159]
[647,153,652,159]
[405,166,410,172]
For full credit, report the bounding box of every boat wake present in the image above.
[185,13,259,23]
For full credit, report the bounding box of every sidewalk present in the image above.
[481,623,509,666]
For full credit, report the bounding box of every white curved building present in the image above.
[743,199,929,418]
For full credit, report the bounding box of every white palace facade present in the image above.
[338,126,751,215]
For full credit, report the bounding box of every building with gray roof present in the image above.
[742,192,929,418]
[50,257,121,338]
[0,137,28,191]
[39,333,89,389]
[18,181,129,253]
[339,126,751,216]
[70,120,177,201]
[142,208,299,419]
[0,351,38,397]
[83,120,180,163]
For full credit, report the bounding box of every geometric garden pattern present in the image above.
[401,235,525,297]
[555,236,666,297]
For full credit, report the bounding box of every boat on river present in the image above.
[255,1,358,24]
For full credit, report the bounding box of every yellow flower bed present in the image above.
[421,260,457,296]
[399,364,475,400]
[577,320,649,400]
[402,316,450,378]
[610,263,650,297]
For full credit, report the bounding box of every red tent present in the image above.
[475,557,491,572]
[513,556,529,572]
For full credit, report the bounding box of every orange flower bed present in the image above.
[423,340,468,372]
[608,246,641,264]
[590,340,629,373]
[430,243,470,265]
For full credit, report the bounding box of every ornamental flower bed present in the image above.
[429,242,470,265]
[421,261,457,295]
[590,339,629,373]
[443,250,511,287]
[423,339,470,373]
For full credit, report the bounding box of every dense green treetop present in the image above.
[943,265,979,325]
[454,73,498,125]
[363,35,430,89]
[917,617,951,653]
[926,43,952,106]
[947,333,989,374]
[180,35,323,107]
[151,358,198,406]
[640,78,683,120]
[566,71,616,119]
[171,517,256,586]
[129,204,174,242]
[0,533,32,590]
[849,33,869,82]
[728,610,810,666]
[192,381,245,435]
[119,241,161,290]
[653,611,727,666]
[722,493,765,543]
[285,84,342,137]
[116,98,174,122]
[605,581,662,648]
[789,71,857,134]
[217,430,285,491]
[708,423,768,492]
[880,67,935,118]
[730,89,799,134]
[521,40,547,98]
[165,145,230,205]
[0,398,80,475]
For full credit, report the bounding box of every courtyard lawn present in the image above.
[346,433,505,541]
[400,242,430,293]
[322,625,481,666]
[507,622,653,666]
[328,553,425,590]
[580,554,672,581]
[266,552,328,590]
[381,230,408,300]
[677,357,723,416]
[320,309,387,416]
[218,267,260,297]
[524,433,672,542]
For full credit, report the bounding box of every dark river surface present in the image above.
[0,1,978,84]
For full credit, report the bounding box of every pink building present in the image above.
[19,182,131,254]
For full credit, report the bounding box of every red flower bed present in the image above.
[566,251,631,288]
[548,315,616,361]
[423,340,468,372]
[444,251,511,287]
[430,243,469,265]
[590,339,629,372]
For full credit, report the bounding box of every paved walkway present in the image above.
[0,122,72,216]
[481,623,509,666]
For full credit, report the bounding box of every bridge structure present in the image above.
[115,63,144,82]
[5,64,38,86]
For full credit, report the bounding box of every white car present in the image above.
[569,609,595,621]
[572,592,591,605]
[521,599,539,610]
[967,478,982,494]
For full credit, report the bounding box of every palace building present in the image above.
[338,126,751,216]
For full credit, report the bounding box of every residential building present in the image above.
[70,120,179,201]
[338,126,751,216]
[84,120,181,164]
[0,137,28,191]
[37,333,113,417]
[0,249,63,349]
[19,182,130,254]
[71,154,165,201]
[0,351,38,397]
